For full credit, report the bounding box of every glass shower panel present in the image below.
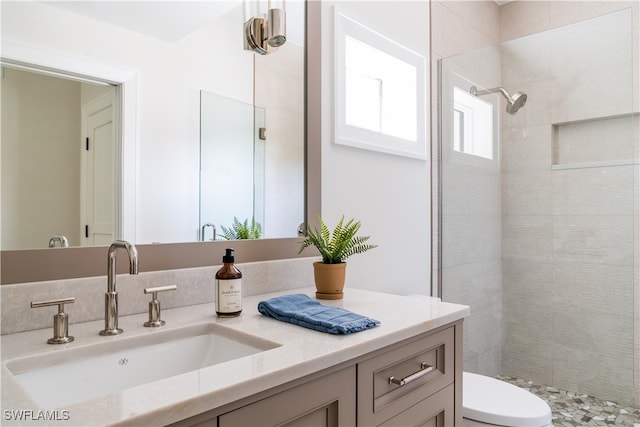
[440,8,637,412]
[199,92,257,240]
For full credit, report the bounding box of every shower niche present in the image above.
[552,114,640,169]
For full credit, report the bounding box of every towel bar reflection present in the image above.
[201,223,216,241]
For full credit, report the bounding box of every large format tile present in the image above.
[548,9,632,78]
[499,1,550,42]
[500,33,551,87]
[552,261,634,313]
[441,214,502,267]
[551,68,633,123]
[442,164,502,216]
[502,215,553,261]
[503,171,553,216]
[552,166,636,216]
[552,215,634,265]
[501,124,552,173]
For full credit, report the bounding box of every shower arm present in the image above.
[470,86,511,101]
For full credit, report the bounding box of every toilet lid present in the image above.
[463,372,552,427]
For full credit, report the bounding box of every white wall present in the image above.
[320,1,431,296]
[255,43,305,238]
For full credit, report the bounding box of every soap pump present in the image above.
[214,248,242,317]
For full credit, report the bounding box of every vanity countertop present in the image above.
[1,287,469,426]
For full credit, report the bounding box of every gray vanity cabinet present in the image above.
[172,321,462,427]
[219,366,357,427]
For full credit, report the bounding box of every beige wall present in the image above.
[1,68,81,249]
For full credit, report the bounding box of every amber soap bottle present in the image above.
[215,248,242,317]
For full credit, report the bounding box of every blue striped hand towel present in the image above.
[257,294,380,335]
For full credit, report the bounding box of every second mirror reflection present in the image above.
[199,91,304,241]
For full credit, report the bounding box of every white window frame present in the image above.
[334,7,428,160]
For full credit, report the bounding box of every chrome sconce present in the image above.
[244,0,286,55]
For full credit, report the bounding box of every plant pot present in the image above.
[313,261,346,300]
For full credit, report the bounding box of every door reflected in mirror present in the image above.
[1,66,119,250]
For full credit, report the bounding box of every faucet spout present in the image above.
[48,235,69,248]
[100,240,139,336]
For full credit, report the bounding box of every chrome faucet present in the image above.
[48,235,69,248]
[100,240,139,336]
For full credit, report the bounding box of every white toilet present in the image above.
[463,372,553,427]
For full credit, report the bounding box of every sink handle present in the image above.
[143,285,177,327]
[31,297,75,344]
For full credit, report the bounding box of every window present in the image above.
[345,36,417,141]
[335,7,428,159]
[453,87,493,160]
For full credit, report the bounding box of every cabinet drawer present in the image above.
[357,326,455,426]
[379,384,454,427]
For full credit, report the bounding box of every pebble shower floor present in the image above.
[499,376,639,426]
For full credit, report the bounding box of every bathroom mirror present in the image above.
[0,0,321,284]
[1,0,304,250]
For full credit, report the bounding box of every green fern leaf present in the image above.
[298,215,377,263]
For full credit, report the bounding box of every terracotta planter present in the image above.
[313,261,346,300]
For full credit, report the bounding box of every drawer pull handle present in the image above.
[388,362,434,386]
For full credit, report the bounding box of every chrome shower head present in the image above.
[506,91,527,114]
[470,86,527,115]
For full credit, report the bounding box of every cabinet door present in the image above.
[219,366,356,427]
[378,384,454,427]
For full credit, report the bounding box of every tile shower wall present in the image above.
[431,1,501,298]
[439,1,638,408]
[500,8,637,406]
[432,1,503,376]
[440,48,504,377]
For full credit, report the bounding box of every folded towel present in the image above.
[257,294,380,335]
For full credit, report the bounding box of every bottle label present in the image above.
[215,278,242,313]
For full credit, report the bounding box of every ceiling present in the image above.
[44,1,240,43]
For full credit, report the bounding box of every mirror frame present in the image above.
[0,1,321,285]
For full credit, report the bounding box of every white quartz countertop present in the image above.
[1,287,469,426]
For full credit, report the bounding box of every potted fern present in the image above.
[219,217,262,240]
[299,216,377,299]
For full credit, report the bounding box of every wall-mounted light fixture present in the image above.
[244,0,286,55]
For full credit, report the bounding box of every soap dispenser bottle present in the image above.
[215,248,242,317]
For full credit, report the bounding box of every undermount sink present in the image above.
[5,322,280,408]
